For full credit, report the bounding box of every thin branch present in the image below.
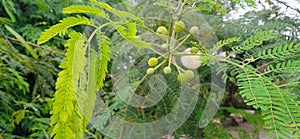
[6,36,64,56]
[274,0,300,14]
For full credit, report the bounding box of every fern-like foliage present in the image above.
[76,49,97,130]
[220,30,300,138]
[232,30,277,53]
[90,0,143,23]
[85,50,97,120]
[50,31,87,139]
[212,36,241,51]
[266,60,300,74]
[258,43,300,59]
[236,65,300,138]
[62,5,108,19]
[0,64,29,94]
[35,1,144,138]
[37,16,91,44]
[95,32,111,90]
[236,65,271,110]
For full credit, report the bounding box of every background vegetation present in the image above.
[0,0,299,138]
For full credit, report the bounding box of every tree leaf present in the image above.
[37,16,91,44]
[63,5,108,19]
[5,24,39,59]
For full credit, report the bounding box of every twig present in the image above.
[6,36,65,56]
[274,0,300,14]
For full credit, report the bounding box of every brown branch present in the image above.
[274,0,300,14]
[6,36,65,56]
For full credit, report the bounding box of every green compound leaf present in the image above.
[37,16,91,44]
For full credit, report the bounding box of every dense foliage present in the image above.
[0,0,84,138]
[1,0,299,139]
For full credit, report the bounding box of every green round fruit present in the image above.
[156,26,168,35]
[189,26,199,34]
[185,70,195,79]
[190,47,199,54]
[177,73,187,82]
[174,21,185,33]
[146,68,155,75]
[163,67,172,74]
[148,57,158,67]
